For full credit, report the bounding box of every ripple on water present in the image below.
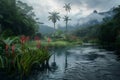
[28,46,120,80]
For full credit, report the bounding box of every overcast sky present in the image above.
[21,0,120,27]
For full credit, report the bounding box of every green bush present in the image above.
[0,36,50,75]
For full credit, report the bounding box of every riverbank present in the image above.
[30,40,83,48]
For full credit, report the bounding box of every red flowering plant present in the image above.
[0,37,19,70]
[36,40,41,48]
[0,36,51,75]
[11,44,15,57]
[20,35,30,50]
[34,36,41,48]
[20,35,27,44]
[2,37,18,56]
[48,37,51,44]
[45,37,51,50]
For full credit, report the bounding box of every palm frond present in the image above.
[63,3,71,12]
[48,11,61,23]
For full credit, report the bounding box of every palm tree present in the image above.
[63,16,71,33]
[48,12,60,37]
[63,3,71,15]
[63,3,71,37]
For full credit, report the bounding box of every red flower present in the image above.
[26,36,30,41]
[12,44,15,54]
[20,35,30,44]
[36,40,41,48]
[34,36,41,48]
[34,36,40,41]
[20,35,26,44]
[48,37,51,43]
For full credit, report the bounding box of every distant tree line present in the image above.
[73,5,120,50]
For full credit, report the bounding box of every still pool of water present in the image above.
[27,45,120,80]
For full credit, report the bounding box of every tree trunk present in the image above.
[65,53,68,68]
[54,23,56,38]
[66,21,68,39]
[66,21,68,33]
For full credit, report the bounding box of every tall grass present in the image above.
[0,36,51,76]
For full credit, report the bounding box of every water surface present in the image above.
[29,45,120,80]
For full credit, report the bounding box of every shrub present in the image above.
[0,36,51,76]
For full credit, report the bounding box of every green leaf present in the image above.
[0,56,4,68]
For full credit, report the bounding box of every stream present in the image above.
[27,45,120,80]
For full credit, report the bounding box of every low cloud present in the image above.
[20,0,120,27]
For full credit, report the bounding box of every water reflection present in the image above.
[50,48,69,73]
[28,46,120,80]
[51,50,58,72]
[64,51,68,72]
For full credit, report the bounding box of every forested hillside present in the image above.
[73,5,120,50]
[0,0,38,36]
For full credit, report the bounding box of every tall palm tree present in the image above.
[63,3,71,37]
[63,3,71,15]
[48,12,60,37]
[63,16,71,33]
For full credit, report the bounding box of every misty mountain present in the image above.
[70,9,115,31]
[77,9,115,27]
[38,25,54,35]
[39,9,115,34]
[58,10,114,32]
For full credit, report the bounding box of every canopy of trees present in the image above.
[73,5,120,50]
[0,0,38,36]
[98,6,120,49]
